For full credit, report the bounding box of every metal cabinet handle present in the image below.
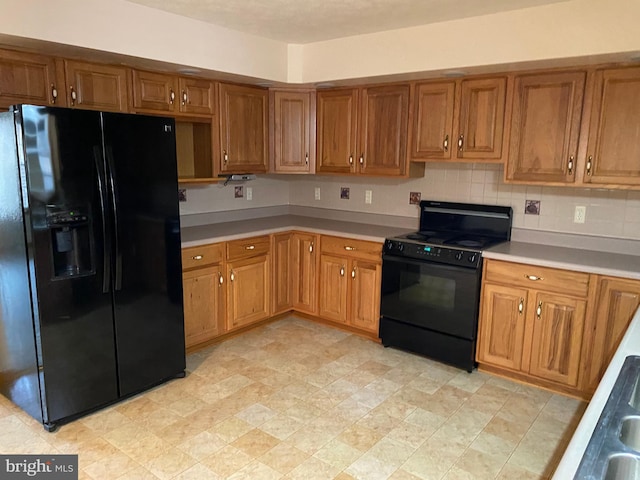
[351,267,356,279]
[192,255,203,260]
[309,242,314,253]
[518,298,524,315]
[230,270,235,282]
[536,301,542,319]
[458,134,464,151]
[443,134,449,152]
[223,151,228,164]
[305,153,309,165]
[70,86,77,106]
[359,155,364,165]
[524,274,543,281]
[51,84,58,104]
[218,272,224,286]
[344,246,356,251]
[340,266,345,276]
[169,89,175,105]
[568,155,574,175]
[245,245,255,250]
[586,155,593,176]
[182,90,187,105]
[349,155,353,165]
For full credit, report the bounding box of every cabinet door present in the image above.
[318,254,348,324]
[132,70,177,113]
[226,255,270,330]
[505,71,586,183]
[583,67,640,186]
[409,81,455,160]
[64,60,129,112]
[526,292,586,387]
[271,90,315,173]
[292,232,318,315]
[359,84,409,176]
[182,266,224,348]
[585,277,640,393]
[456,77,507,160]
[477,283,528,371]
[219,83,268,173]
[350,260,381,333]
[0,49,65,108]
[179,78,215,115]
[316,89,359,174]
[272,233,292,315]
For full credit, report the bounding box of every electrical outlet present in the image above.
[365,190,372,204]
[314,187,321,200]
[574,206,586,223]
[246,187,252,201]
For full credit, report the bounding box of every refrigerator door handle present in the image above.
[93,146,110,293]
[105,145,122,291]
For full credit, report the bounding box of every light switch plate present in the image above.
[365,190,372,204]
[314,187,321,200]
[246,187,252,201]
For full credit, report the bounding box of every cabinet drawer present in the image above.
[320,235,382,262]
[484,259,590,297]
[182,243,224,270]
[226,235,271,261]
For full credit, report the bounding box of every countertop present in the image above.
[483,241,640,280]
[553,305,640,478]
[180,214,412,247]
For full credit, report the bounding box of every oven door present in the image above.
[380,254,482,339]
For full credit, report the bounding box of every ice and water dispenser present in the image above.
[46,206,95,279]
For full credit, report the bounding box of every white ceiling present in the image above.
[125,0,568,44]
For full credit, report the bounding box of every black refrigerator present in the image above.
[0,105,185,432]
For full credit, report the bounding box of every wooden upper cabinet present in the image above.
[457,77,507,160]
[583,67,640,186]
[179,78,215,115]
[64,60,129,112]
[316,88,359,174]
[410,81,455,160]
[271,89,316,173]
[132,70,177,112]
[505,71,586,183]
[219,83,268,173]
[0,49,66,108]
[359,84,410,176]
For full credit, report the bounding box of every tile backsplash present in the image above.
[179,164,640,240]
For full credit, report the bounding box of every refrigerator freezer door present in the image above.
[102,113,185,396]
[19,105,119,425]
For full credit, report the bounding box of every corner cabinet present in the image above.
[0,48,66,108]
[317,85,417,177]
[409,76,508,162]
[319,236,382,335]
[270,89,316,174]
[219,83,268,174]
[477,259,590,394]
[291,232,319,315]
[181,244,225,349]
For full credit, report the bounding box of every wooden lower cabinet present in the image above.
[181,244,225,349]
[477,259,590,396]
[272,233,292,315]
[318,236,382,334]
[292,232,319,315]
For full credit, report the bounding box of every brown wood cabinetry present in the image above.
[270,89,316,173]
[226,236,271,330]
[291,232,319,315]
[64,60,129,112]
[477,259,589,393]
[318,236,382,335]
[0,48,66,108]
[219,83,268,174]
[272,232,292,315]
[409,77,508,162]
[583,276,640,394]
[317,85,416,176]
[181,244,225,349]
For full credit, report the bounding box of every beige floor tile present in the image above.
[83,451,140,480]
[386,421,434,449]
[286,424,337,455]
[469,430,518,458]
[235,402,278,426]
[227,460,283,479]
[232,428,280,457]
[285,456,341,480]
[388,469,423,480]
[80,408,132,435]
[115,465,161,479]
[201,444,253,478]
[338,424,383,452]
[483,414,531,446]
[496,463,548,479]
[260,442,310,474]
[174,462,222,480]
[346,451,399,480]
[507,428,566,477]
[177,430,227,460]
[212,416,254,443]
[452,447,507,479]
[142,449,197,480]
[258,413,304,440]
[313,438,363,470]
[368,437,416,468]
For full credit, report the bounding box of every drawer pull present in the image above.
[349,155,354,165]
[192,255,203,260]
[586,155,593,176]
[230,271,235,282]
[344,246,356,251]
[443,134,449,152]
[51,84,58,104]
[458,134,464,151]
[351,267,356,279]
[244,245,255,250]
[524,274,543,281]
[218,272,223,286]
[536,301,542,319]
[309,243,314,253]
[568,155,574,175]
[518,298,524,315]
[340,266,345,277]
[169,89,175,105]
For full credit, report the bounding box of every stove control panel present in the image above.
[383,239,481,268]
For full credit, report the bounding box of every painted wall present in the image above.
[180,164,640,241]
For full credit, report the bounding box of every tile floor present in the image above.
[0,317,587,479]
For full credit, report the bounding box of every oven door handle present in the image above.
[382,254,480,273]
